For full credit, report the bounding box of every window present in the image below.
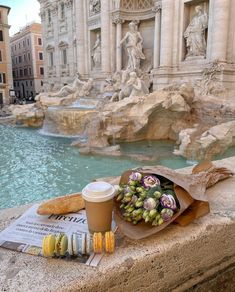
[40,67,44,75]
[28,67,32,75]
[60,2,65,19]
[61,48,67,65]
[18,43,21,49]
[0,50,2,62]
[28,53,31,61]
[20,69,23,77]
[24,54,26,62]
[41,80,43,86]
[0,73,6,83]
[23,40,25,47]
[48,9,52,23]
[30,81,33,86]
[0,30,3,41]
[26,81,28,86]
[13,71,15,78]
[38,38,42,45]
[15,56,17,64]
[49,51,54,66]
[18,55,22,63]
[14,81,16,87]
[39,52,43,60]
[27,38,30,46]
[24,68,27,76]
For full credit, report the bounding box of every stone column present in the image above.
[75,0,85,75]
[210,0,230,62]
[114,19,124,71]
[101,0,111,73]
[159,0,174,67]
[153,3,161,68]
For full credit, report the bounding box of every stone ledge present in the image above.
[0,157,235,292]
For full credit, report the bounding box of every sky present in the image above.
[1,0,41,36]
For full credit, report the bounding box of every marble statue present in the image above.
[127,71,149,98]
[110,70,131,102]
[184,5,208,58]
[91,34,101,69]
[120,21,145,71]
[109,70,150,102]
[49,73,93,97]
[77,78,93,97]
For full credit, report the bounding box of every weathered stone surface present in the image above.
[8,104,45,127]
[74,89,193,150]
[0,157,234,292]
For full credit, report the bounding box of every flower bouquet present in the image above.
[114,161,233,239]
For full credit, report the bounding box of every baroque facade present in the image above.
[10,23,44,99]
[0,5,13,105]
[38,0,235,91]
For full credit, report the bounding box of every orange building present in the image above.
[10,23,44,100]
[0,5,13,105]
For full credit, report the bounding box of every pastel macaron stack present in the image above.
[42,233,68,257]
[68,233,92,256]
[93,231,115,254]
[42,231,115,258]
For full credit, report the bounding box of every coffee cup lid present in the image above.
[82,181,115,202]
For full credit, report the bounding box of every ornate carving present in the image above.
[112,17,125,24]
[120,0,154,10]
[152,1,162,13]
[39,9,46,20]
[197,60,225,96]
[184,5,208,58]
[65,0,73,8]
[50,3,58,16]
[90,0,101,16]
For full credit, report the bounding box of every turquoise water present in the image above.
[0,125,187,209]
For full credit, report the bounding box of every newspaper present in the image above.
[0,204,105,267]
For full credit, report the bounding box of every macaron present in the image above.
[86,233,92,255]
[93,232,103,254]
[42,234,56,257]
[105,231,115,253]
[68,233,78,256]
[55,233,68,256]
[79,233,86,255]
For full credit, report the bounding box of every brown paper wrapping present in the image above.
[114,161,233,240]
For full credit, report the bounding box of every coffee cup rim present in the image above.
[82,181,115,202]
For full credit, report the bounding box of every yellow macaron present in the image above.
[93,232,103,254]
[42,234,56,257]
[55,233,68,257]
[105,231,115,254]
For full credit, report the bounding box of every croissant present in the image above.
[37,193,85,215]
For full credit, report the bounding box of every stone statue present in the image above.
[184,5,208,58]
[77,78,93,97]
[120,21,145,71]
[49,73,93,98]
[91,34,101,69]
[110,70,131,102]
[127,72,149,98]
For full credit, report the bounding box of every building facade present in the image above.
[0,5,13,105]
[38,0,235,91]
[10,23,44,99]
